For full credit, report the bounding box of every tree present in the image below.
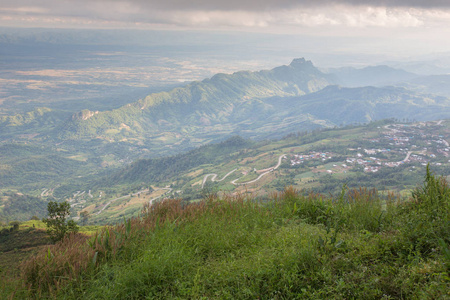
[9,221,20,232]
[42,201,78,242]
[80,210,90,226]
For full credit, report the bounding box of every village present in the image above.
[289,121,449,174]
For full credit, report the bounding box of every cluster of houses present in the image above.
[290,152,333,166]
[346,122,449,172]
[287,121,448,174]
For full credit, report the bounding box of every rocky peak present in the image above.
[72,109,98,121]
[289,58,314,69]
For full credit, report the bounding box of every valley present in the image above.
[2,12,450,298]
[6,119,446,225]
[1,56,450,225]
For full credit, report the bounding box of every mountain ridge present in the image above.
[54,58,334,143]
[329,65,418,87]
[48,58,450,159]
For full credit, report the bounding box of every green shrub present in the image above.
[399,165,450,255]
[9,221,20,231]
[42,201,79,242]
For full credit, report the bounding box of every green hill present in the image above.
[3,168,449,299]
[52,59,450,158]
[54,58,335,143]
[0,143,89,190]
[42,119,448,226]
[0,192,48,223]
[330,65,417,87]
[104,136,252,186]
[0,107,70,139]
[270,85,450,125]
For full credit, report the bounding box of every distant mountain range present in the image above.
[1,57,450,165]
[1,56,450,204]
[329,65,417,87]
[54,58,334,147]
[328,65,450,98]
[51,58,450,155]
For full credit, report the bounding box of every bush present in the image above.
[9,221,20,232]
[42,201,79,242]
[399,165,450,255]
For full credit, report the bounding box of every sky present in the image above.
[1,0,450,64]
[1,0,450,32]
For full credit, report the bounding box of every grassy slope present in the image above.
[3,168,449,299]
[0,221,101,279]
[0,221,51,278]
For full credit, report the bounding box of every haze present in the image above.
[1,0,450,67]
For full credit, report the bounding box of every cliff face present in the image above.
[71,110,99,121]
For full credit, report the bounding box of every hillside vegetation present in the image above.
[0,192,48,223]
[2,168,449,299]
[57,58,333,141]
[0,220,102,280]
[53,58,450,155]
[2,119,448,224]
[2,59,450,206]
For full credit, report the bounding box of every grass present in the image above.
[0,221,52,274]
[0,219,103,296]
[2,168,450,299]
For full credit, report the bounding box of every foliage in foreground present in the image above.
[42,201,79,242]
[3,169,450,299]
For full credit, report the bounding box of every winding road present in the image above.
[95,194,133,216]
[232,154,286,185]
[201,154,286,187]
[147,188,173,206]
[201,169,237,189]
[94,154,285,217]
[94,187,173,216]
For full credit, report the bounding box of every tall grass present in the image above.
[276,185,399,233]
[20,233,94,298]
[12,169,450,299]
[400,165,450,255]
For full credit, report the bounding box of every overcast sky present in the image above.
[1,0,450,30]
[2,0,450,60]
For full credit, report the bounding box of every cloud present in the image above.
[77,0,450,11]
[1,0,450,31]
[85,0,450,11]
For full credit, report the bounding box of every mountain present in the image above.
[54,58,334,147]
[49,59,450,158]
[102,135,252,187]
[329,64,450,98]
[329,65,417,87]
[268,85,450,125]
[398,74,450,98]
[0,108,70,139]
[2,58,450,198]
[388,55,450,75]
